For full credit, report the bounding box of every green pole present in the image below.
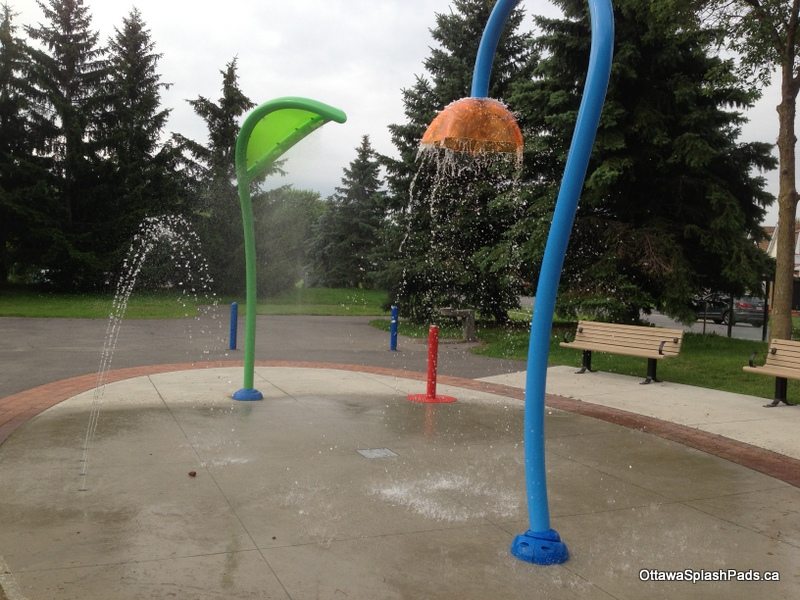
[232,97,346,401]
[237,180,260,396]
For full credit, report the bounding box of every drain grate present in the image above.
[356,447,398,459]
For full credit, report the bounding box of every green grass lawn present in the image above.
[372,317,789,403]
[0,289,204,318]
[255,288,389,316]
[0,287,389,319]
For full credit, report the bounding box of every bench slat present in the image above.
[578,321,683,337]
[763,355,800,369]
[765,348,800,361]
[574,324,683,336]
[743,365,800,380]
[574,328,682,341]
[561,341,670,359]
[764,346,800,360]
[768,341,800,354]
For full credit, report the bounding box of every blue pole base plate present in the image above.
[510,529,569,565]
[232,388,263,401]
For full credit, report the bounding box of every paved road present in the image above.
[0,305,769,400]
[520,297,768,341]
[0,311,525,398]
[643,311,768,341]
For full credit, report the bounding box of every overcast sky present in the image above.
[12,0,785,224]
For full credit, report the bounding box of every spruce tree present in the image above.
[174,58,256,294]
[0,3,47,285]
[26,0,108,288]
[384,0,537,322]
[100,7,182,261]
[310,135,387,288]
[507,0,775,322]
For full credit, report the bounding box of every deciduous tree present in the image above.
[704,0,800,338]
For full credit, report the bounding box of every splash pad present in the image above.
[419,0,615,565]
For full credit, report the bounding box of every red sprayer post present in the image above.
[408,325,457,403]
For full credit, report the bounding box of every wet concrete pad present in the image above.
[208,451,493,549]
[0,460,254,572]
[262,525,617,600]
[544,502,800,600]
[15,550,289,600]
[547,427,789,501]
[686,486,800,549]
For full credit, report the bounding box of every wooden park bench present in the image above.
[560,320,684,384]
[742,339,800,407]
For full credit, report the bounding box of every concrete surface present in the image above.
[0,366,798,599]
[482,366,800,460]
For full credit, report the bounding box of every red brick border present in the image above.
[1,360,798,488]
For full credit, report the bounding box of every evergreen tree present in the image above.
[173,58,256,294]
[384,0,537,322]
[255,187,324,295]
[99,7,183,266]
[26,0,108,288]
[507,0,775,322]
[310,135,387,288]
[0,3,50,285]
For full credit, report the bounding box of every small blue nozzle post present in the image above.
[390,305,399,351]
[229,302,238,350]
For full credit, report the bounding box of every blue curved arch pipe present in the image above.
[470,0,614,564]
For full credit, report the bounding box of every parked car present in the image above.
[695,294,765,327]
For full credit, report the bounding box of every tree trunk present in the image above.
[771,65,799,340]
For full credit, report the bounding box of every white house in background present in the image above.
[763,223,800,310]
[763,223,800,275]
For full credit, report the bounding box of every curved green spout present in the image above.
[233,97,346,401]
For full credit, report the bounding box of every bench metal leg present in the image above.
[764,377,790,408]
[576,350,594,374]
[640,358,659,385]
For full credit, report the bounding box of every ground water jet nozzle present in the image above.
[419,0,614,565]
[233,97,346,401]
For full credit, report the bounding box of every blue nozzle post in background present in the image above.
[229,302,238,351]
[390,305,399,351]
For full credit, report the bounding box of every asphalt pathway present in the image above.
[0,311,525,398]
